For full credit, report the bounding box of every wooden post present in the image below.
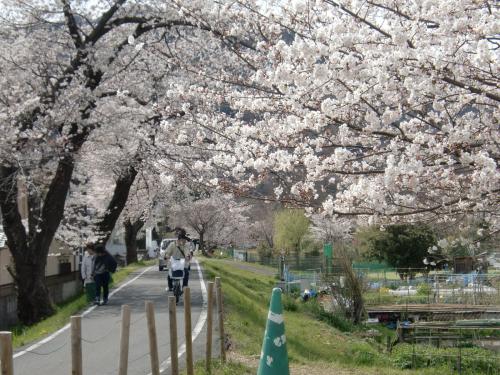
[169,296,179,375]
[118,305,131,375]
[411,334,416,369]
[145,301,160,375]
[396,321,403,343]
[458,328,462,374]
[378,280,381,304]
[71,316,82,375]
[184,287,194,375]
[215,277,226,362]
[205,282,214,373]
[0,331,14,375]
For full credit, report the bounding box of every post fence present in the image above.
[206,281,214,373]
[71,316,82,375]
[118,304,131,375]
[184,287,194,375]
[145,301,160,375]
[0,331,14,375]
[215,277,226,362]
[169,296,179,375]
[0,275,228,375]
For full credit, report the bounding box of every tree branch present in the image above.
[61,0,84,48]
[324,0,392,38]
[85,0,128,45]
[442,76,500,102]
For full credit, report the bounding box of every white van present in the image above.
[158,238,176,271]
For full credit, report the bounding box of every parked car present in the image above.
[388,286,418,296]
[158,238,176,271]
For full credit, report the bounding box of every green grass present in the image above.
[218,258,278,276]
[200,258,500,375]
[11,260,154,348]
[363,291,431,306]
[200,259,392,371]
[392,344,500,374]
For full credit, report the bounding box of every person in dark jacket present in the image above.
[93,244,117,305]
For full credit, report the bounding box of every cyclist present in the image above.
[165,227,191,291]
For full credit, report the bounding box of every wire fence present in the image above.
[392,324,500,375]
[229,253,500,373]
[352,268,500,306]
[237,252,500,306]
[392,347,500,375]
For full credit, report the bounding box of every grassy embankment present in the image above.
[11,260,154,348]
[188,258,466,375]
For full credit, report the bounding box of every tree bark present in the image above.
[93,166,138,245]
[199,231,206,255]
[124,217,144,264]
[0,167,53,325]
[0,1,151,326]
[294,241,301,269]
[0,153,80,324]
[15,261,54,325]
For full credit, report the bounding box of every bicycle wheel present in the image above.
[173,282,181,304]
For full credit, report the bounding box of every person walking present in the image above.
[93,244,117,305]
[81,244,96,303]
[165,228,192,291]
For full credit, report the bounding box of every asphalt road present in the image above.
[13,259,209,375]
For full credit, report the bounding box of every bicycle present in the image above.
[169,257,185,304]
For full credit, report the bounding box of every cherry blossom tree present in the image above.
[173,0,499,233]
[310,214,353,245]
[0,0,255,324]
[1,0,497,326]
[248,202,277,250]
[169,192,250,252]
[121,176,161,264]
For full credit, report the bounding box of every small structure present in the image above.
[454,256,475,274]
[233,249,248,262]
[367,304,500,324]
[454,254,488,274]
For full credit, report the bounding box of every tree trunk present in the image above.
[124,217,144,264]
[93,166,138,244]
[15,262,53,325]
[294,246,300,270]
[0,154,80,324]
[199,231,206,255]
[0,2,131,324]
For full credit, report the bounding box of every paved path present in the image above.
[13,260,208,375]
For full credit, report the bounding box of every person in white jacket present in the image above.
[165,228,192,291]
[81,244,96,302]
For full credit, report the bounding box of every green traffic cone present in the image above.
[257,288,290,375]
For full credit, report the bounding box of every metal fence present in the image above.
[235,252,500,305]
[355,268,500,306]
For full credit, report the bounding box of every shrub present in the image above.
[388,283,399,290]
[256,242,273,261]
[282,295,298,312]
[391,344,500,374]
[346,343,377,366]
[417,283,432,295]
[303,300,354,332]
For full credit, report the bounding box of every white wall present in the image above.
[0,240,76,286]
